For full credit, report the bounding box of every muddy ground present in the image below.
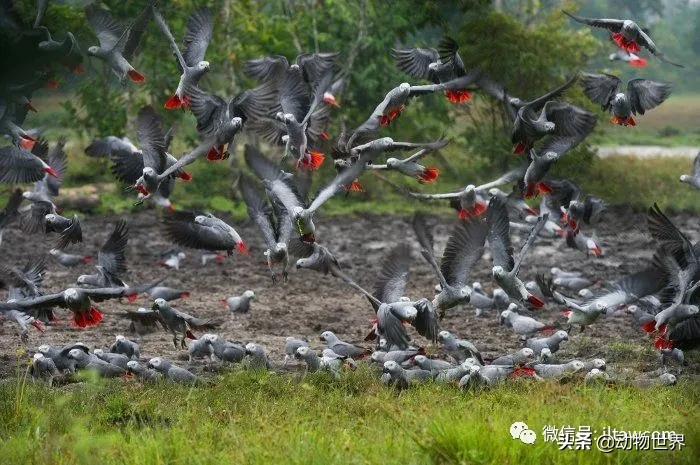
[0,208,698,380]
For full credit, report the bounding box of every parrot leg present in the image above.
[180,337,187,349]
[172,334,179,349]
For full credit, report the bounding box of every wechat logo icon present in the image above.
[510,421,537,445]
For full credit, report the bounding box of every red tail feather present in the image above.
[611,33,640,53]
[653,337,665,350]
[513,142,526,154]
[629,57,647,67]
[185,330,196,340]
[44,167,58,178]
[510,367,536,378]
[378,115,390,126]
[525,183,537,199]
[539,327,554,335]
[236,241,249,255]
[31,320,45,333]
[300,151,325,171]
[458,208,469,220]
[206,146,225,161]
[126,293,138,303]
[178,171,192,181]
[471,202,487,217]
[418,167,440,183]
[344,180,364,192]
[180,292,190,299]
[562,310,572,318]
[220,299,228,307]
[537,182,552,194]
[640,319,656,334]
[527,295,545,308]
[127,69,146,83]
[164,95,184,110]
[320,131,329,140]
[81,256,94,264]
[19,138,36,150]
[387,105,404,121]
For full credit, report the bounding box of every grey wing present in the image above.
[386,138,450,154]
[351,92,393,135]
[487,195,515,271]
[440,217,488,287]
[243,55,289,82]
[0,188,22,228]
[647,203,696,269]
[185,85,226,137]
[306,104,332,145]
[162,211,228,251]
[122,309,167,329]
[626,79,672,116]
[86,6,124,50]
[98,219,128,276]
[475,165,527,191]
[614,267,667,301]
[437,36,466,76]
[561,11,624,32]
[110,150,144,184]
[55,216,83,250]
[693,152,700,177]
[580,73,620,112]
[182,7,213,66]
[412,212,434,252]
[279,66,311,122]
[136,106,167,172]
[512,214,548,276]
[334,269,382,308]
[543,102,597,139]
[391,47,439,79]
[636,30,684,68]
[527,73,579,112]
[20,202,52,234]
[668,315,700,349]
[240,175,278,249]
[287,237,315,258]
[373,244,411,304]
[0,146,46,184]
[122,0,154,60]
[45,138,67,196]
[85,136,134,158]
[413,299,439,342]
[245,118,287,146]
[152,9,186,69]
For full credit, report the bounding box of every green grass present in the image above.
[1,367,697,465]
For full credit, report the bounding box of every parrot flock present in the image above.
[0,2,697,392]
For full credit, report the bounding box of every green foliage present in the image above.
[0,370,698,464]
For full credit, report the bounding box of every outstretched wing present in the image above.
[182,7,213,66]
[373,244,411,304]
[98,219,129,276]
[440,218,488,287]
[562,11,624,33]
[391,47,439,80]
[487,195,515,271]
[240,175,278,249]
[580,73,620,112]
[647,203,697,269]
[626,79,672,116]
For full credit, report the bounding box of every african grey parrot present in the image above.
[123,298,218,349]
[202,334,246,363]
[365,139,447,183]
[86,1,155,82]
[147,357,198,383]
[533,360,585,379]
[500,307,553,336]
[412,355,455,375]
[240,173,294,283]
[188,335,214,362]
[319,331,369,359]
[0,144,58,184]
[153,7,213,109]
[245,343,270,370]
[109,334,140,360]
[565,230,603,257]
[680,152,700,189]
[370,348,424,366]
[31,353,60,385]
[487,195,548,308]
[221,290,255,314]
[580,72,672,126]
[566,195,605,232]
[162,211,248,256]
[48,249,92,268]
[284,337,309,366]
[37,342,89,373]
[126,360,160,382]
[437,330,483,365]
[244,53,338,170]
[563,11,683,67]
[382,360,432,389]
[525,330,569,354]
[68,348,127,378]
[93,348,129,369]
[490,348,535,367]
[582,359,606,372]
[148,286,190,302]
